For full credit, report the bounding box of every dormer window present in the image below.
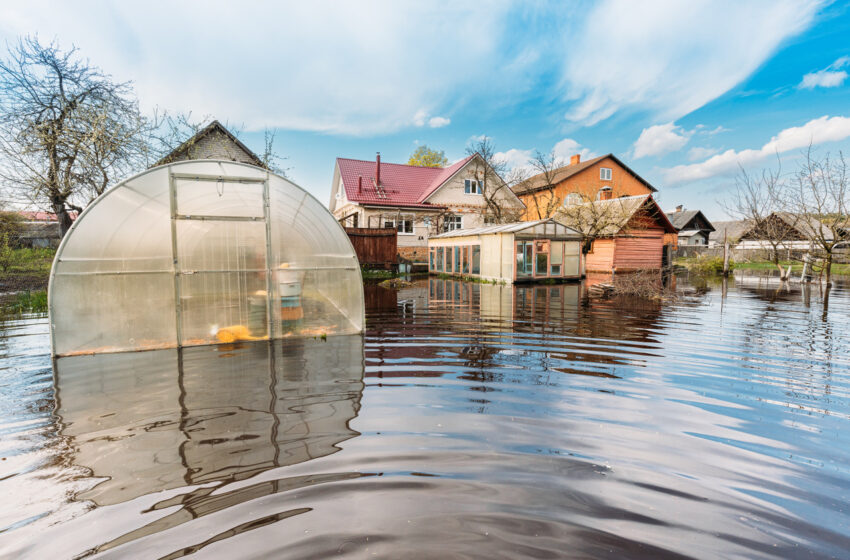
[600,167,612,181]
[464,179,482,194]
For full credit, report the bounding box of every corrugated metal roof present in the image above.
[430,219,581,239]
[337,155,473,208]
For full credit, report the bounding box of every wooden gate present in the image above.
[344,227,398,269]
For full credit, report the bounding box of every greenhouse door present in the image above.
[170,171,274,347]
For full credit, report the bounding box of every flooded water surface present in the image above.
[2,275,850,559]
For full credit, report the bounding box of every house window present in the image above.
[464,179,482,194]
[383,218,395,229]
[442,215,462,232]
[484,214,498,224]
[600,167,612,181]
[471,245,481,274]
[397,218,413,234]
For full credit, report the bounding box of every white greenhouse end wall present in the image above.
[49,160,364,357]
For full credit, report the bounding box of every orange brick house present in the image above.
[512,153,657,219]
[513,153,679,250]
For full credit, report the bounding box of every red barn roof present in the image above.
[337,155,474,208]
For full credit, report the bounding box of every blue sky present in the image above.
[2,0,849,219]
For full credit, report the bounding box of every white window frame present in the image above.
[442,215,463,232]
[464,179,482,195]
[397,217,414,235]
[600,167,612,181]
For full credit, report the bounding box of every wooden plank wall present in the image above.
[585,239,616,272]
[344,227,398,269]
[613,232,664,270]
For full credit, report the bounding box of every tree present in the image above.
[408,145,448,168]
[722,161,801,280]
[555,195,637,253]
[464,136,523,224]
[0,38,150,236]
[523,149,565,220]
[789,149,850,286]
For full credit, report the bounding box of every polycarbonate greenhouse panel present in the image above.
[49,160,364,356]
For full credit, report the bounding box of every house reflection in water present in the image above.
[54,336,364,507]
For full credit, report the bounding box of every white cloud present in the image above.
[687,146,719,161]
[493,148,533,169]
[0,1,508,135]
[551,138,595,162]
[0,1,821,136]
[494,138,595,176]
[663,115,850,184]
[799,56,850,89]
[632,122,690,159]
[413,110,428,127]
[428,116,451,128]
[560,0,819,126]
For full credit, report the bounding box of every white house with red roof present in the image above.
[329,153,524,262]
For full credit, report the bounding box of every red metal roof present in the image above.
[17,211,78,222]
[337,155,473,208]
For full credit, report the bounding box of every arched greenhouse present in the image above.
[49,160,364,357]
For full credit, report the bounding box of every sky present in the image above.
[1,0,849,219]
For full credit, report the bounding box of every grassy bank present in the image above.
[1,290,48,315]
[676,256,850,276]
[0,247,55,292]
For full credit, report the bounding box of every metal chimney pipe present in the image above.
[375,152,381,186]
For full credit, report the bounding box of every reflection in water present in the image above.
[6,336,363,558]
[4,276,850,559]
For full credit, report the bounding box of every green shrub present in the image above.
[692,257,734,275]
[2,290,48,314]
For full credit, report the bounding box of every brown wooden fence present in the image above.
[344,227,397,269]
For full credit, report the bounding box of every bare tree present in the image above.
[722,161,800,280]
[556,195,640,253]
[0,37,149,235]
[789,149,850,286]
[523,149,565,219]
[465,136,523,224]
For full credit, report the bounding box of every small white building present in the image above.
[428,219,583,284]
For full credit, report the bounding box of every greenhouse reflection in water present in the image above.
[26,335,364,556]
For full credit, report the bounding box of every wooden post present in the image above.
[800,252,810,283]
[722,230,730,277]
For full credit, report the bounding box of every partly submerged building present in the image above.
[329,153,525,263]
[559,195,677,273]
[49,159,364,357]
[427,219,583,284]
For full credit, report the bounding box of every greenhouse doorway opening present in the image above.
[49,160,364,357]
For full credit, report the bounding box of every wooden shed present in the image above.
[428,219,583,284]
[561,195,676,273]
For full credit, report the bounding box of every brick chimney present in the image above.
[599,187,613,201]
[570,153,581,166]
[674,204,683,213]
[375,152,381,186]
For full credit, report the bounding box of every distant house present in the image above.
[512,153,658,221]
[329,153,525,263]
[153,120,266,168]
[15,211,77,248]
[708,220,752,247]
[725,213,847,251]
[667,206,715,247]
[560,195,677,273]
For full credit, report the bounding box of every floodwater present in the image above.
[1,275,850,559]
